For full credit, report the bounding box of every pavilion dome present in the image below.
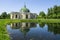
[20,5,30,12]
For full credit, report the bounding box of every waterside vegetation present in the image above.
[0,19,60,25]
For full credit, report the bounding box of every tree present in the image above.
[1,12,7,19]
[37,5,60,19]
[39,11,46,19]
[39,11,46,17]
[47,8,54,19]
[47,5,60,19]
[53,5,57,14]
[7,14,10,19]
[39,11,45,16]
[0,16,1,19]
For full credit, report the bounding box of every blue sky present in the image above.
[0,0,60,14]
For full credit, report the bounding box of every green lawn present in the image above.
[0,19,60,24]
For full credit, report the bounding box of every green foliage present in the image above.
[1,12,7,19]
[0,12,10,19]
[0,23,10,40]
[37,5,60,19]
[47,5,60,19]
[7,14,10,19]
[39,11,46,17]
[38,11,46,19]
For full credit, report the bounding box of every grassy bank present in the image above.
[38,19,60,23]
[0,25,10,40]
[0,19,60,40]
[0,19,60,24]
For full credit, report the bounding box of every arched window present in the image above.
[15,15,17,18]
[26,15,28,19]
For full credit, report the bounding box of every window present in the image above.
[16,15,17,18]
[26,15,28,19]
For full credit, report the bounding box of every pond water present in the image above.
[7,23,60,40]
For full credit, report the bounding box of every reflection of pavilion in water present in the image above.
[10,22,37,39]
[11,23,21,29]
[11,22,37,29]
[11,22,36,34]
[47,23,60,34]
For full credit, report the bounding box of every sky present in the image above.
[0,0,60,14]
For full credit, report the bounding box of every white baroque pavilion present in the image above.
[10,5,37,19]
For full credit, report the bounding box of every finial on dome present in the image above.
[24,2,26,8]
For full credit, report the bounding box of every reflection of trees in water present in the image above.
[39,23,45,28]
[30,23,37,28]
[47,23,60,34]
[20,28,30,35]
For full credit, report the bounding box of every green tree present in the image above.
[39,11,46,17]
[53,5,57,18]
[1,12,7,19]
[47,5,60,19]
[0,16,1,19]
[47,8,54,19]
[53,5,57,14]
[7,14,10,19]
[39,11,46,19]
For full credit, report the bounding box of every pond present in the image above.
[7,22,60,40]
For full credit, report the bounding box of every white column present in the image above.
[13,14,14,19]
[10,14,12,19]
[28,13,30,19]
